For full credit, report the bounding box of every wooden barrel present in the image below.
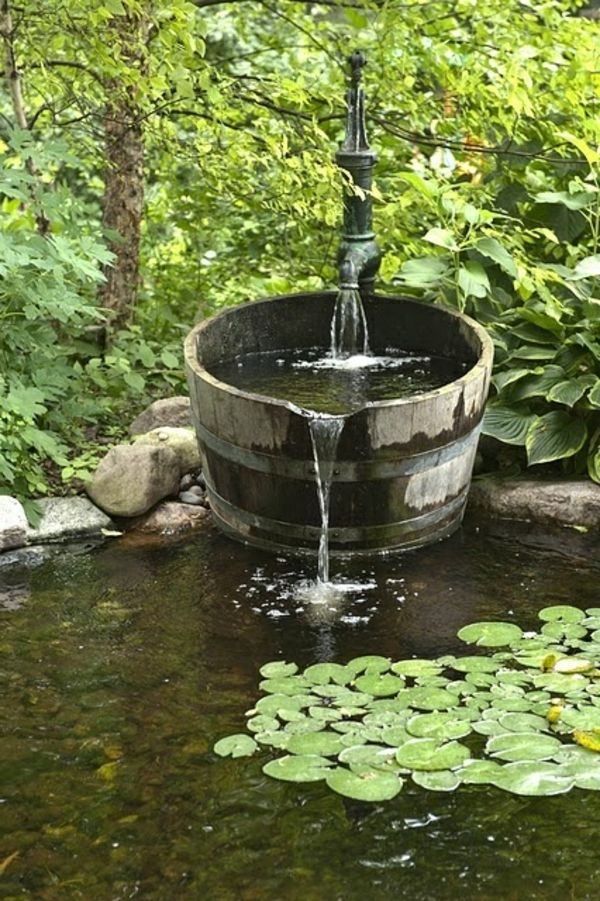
[184,292,493,554]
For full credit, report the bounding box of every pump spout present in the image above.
[335,51,381,298]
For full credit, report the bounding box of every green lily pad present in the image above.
[214,734,258,758]
[363,711,410,729]
[338,744,398,769]
[255,731,291,749]
[457,621,523,648]
[411,770,461,791]
[325,766,403,801]
[498,712,549,733]
[558,707,600,731]
[471,719,511,737]
[458,759,506,785]
[284,717,325,734]
[379,726,413,747]
[259,676,309,695]
[486,731,562,762]
[346,655,391,676]
[331,690,373,708]
[538,605,585,623]
[304,663,351,685]
[405,687,458,711]
[498,761,574,796]
[255,693,310,715]
[277,708,306,723]
[391,659,442,678]
[286,731,345,757]
[451,656,499,674]
[541,622,588,641]
[354,673,405,697]
[246,714,280,734]
[465,672,496,688]
[259,661,299,679]
[263,754,332,782]
[307,706,343,722]
[395,738,470,771]
[533,672,589,694]
[406,712,472,741]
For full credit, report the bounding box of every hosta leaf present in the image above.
[498,762,574,796]
[395,739,470,771]
[259,661,298,679]
[213,734,258,758]
[325,767,403,801]
[526,411,587,466]
[482,404,537,445]
[263,754,332,782]
[547,377,595,407]
[411,769,461,792]
[486,731,562,762]
[510,365,564,402]
[457,621,523,648]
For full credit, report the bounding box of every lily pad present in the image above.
[255,693,310,715]
[304,663,351,686]
[284,718,325,735]
[486,731,562,762]
[395,738,470,771]
[404,687,458,711]
[457,621,523,648]
[346,655,391,676]
[246,714,280,734]
[451,656,499,674]
[308,706,343,722]
[338,744,398,769]
[259,661,299,679]
[406,712,472,741]
[533,672,589,694]
[286,731,345,757]
[325,766,403,801]
[259,676,309,695]
[214,734,258,758]
[263,754,332,782]
[255,731,291,749]
[411,770,461,792]
[391,659,442,678]
[354,673,405,697]
[538,605,585,623]
[458,759,506,785]
[498,761,574,796]
[498,712,549,733]
[541,622,588,641]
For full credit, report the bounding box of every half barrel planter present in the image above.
[184,292,493,554]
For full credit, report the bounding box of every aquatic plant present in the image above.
[214,605,600,802]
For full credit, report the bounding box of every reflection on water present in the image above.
[1,519,600,899]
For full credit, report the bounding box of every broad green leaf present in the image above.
[510,365,565,402]
[404,687,458,711]
[482,405,537,446]
[546,377,595,407]
[498,762,574,796]
[459,759,506,784]
[338,744,399,770]
[354,673,405,697]
[486,732,562,762]
[395,738,470,771]
[259,676,309,695]
[246,714,280,733]
[475,237,517,277]
[286,731,344,757]
[568,255,600,280]
[259,661,299,678]
[498,712,549,733]
[526,411,587,465]
[424,227,458,251]
[535,191,593,211]
[326,767,403,801]
[411,770,461,792]
[263,754,332,783]
[406,713,472,741]
[304,663,350,685]
[458,261,490,298]
[589,382,600,408]
[457,621,523,648]
[255,694,311,715]
[391,659,442,677]
[399,256,450,286]
[213,734,258,758]
[451,656,499,674]
[284,718,324,735]
[255,731,291,749]
[346,656,391,676]
[308,706,343,722]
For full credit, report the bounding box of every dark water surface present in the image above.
[210,348,467,414]
[1,518,600,900]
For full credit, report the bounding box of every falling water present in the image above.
[331,287,370,357]
[308,415,345,584]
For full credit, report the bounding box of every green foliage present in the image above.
[213,604,600,801]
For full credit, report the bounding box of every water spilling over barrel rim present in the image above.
[184,291,493,555]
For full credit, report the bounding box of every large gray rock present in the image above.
[129,396,192,436]
[128,500,210,536]
[468,478,600,529]
[133,427,201,476]
[26,497,113,544]
[0,496,28,551]
[87,444,180,517]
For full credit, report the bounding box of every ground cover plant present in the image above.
[214,605,600,801]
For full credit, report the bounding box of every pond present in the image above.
[1,517,600,900]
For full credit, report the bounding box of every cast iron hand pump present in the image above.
[335,51,381,297]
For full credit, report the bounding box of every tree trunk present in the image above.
[98,11,148,332]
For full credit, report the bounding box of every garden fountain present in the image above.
[184,52,493,567]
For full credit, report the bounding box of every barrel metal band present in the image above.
[204,477,468,544]
[195,420,481,482]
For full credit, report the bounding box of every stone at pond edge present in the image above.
[87,445,180,517]
[468,477,600,529]
[129,395,192,435]
[26,497,113,544]
[133,427,201,476]
[124,501,210,536]
[0,496,28,551]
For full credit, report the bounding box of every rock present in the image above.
[26,497,114,544]
[127,501,210,536]
[179,473,195,492]
[129,396,192,436]
[468,477,600,529]
[87,444,180,517]
[133,427,201,476]
[179,490,204,506]
[0,496,28,551]
[186,484,204,497]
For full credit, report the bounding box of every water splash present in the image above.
[331,287,369,358]
[308,415,345,584]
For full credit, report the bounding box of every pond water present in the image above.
[210,348,467,415]
[1,518,600,900]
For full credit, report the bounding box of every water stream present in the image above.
[331,286,370,357]
[308,415,346,584]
